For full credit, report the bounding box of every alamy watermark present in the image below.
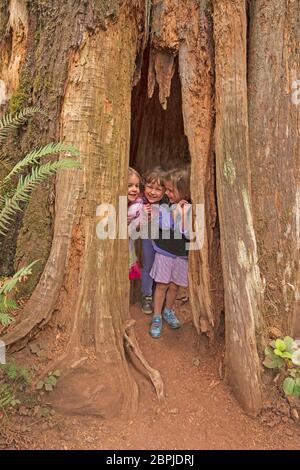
[96,196,205,251]
[292,80,300,105]
[0,340,6,365]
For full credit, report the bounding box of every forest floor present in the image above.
[1,298,300,450]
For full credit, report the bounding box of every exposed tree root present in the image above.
[124,319,164,402]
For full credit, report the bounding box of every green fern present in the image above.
[0,159,80,235]
[0,296,17,313]
[4,142,79,182]
[0,260,39,296]
[0,107,81,327]
[0,312,14,327]
[0,292,18,326]
[0,107,46,144]
[0,383,13,409]
[1,362,30,383]
[0,261,39,327]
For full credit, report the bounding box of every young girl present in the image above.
[149,165,191,338]
[140,168,166,314]
[127,167,143,280]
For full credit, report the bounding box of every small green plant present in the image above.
[0,261,38,326]
[263,336,300,398]
[0,362,31,410]
[36,370,60,392]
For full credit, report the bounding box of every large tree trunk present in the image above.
[213,0,262,415]
[1,0,299,417]
[1,0,144,417]
[248,0,300,337]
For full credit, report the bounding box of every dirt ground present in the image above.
[1,299,300,450]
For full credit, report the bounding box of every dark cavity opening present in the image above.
[129,48,191,304]
[130,49,191,172]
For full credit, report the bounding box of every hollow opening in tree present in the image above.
[130,48,191,173]
[129,48,192,304]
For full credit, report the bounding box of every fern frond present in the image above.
[0,107,46,144]
[0,295,18,313]
[0,312,14,327]
[0,158,80,235]
[0,260,39,295]
[4,142,79,181]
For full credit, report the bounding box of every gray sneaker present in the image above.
[141,296,153,315]
[163,308,181,329]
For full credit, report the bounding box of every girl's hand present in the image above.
[143,203,152,219]
[173,200,191,234]
[173,200,189,219]
[178,199,189,208]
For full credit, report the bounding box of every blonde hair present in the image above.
[165,165,191,201]
[143,166,165,187]
[128,166,141,182]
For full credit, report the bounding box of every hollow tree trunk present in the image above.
[132,0,224,337]
[1,0,299,417]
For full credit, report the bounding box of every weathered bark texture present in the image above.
[2,0,147,417]
[0,0,28,108]
[248,0,300,337]
[0,0,30,277]
[178,1,223,336]
[214,0,263,415]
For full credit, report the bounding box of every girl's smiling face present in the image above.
[164,180,181,203]
[128,174,140,202]
[144,181,165,204]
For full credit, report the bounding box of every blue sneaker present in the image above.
[150,315,162,338]
[163,308,181,329]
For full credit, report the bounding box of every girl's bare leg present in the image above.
[165,282,180,311]
[153,283,169,315]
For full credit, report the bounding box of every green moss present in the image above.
[8,74,32,115]
[0,0,9,38]
[15,185,53,298]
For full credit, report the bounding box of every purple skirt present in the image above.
[150,252,188,287]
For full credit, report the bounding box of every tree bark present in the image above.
[2,0,144,417]
[213,0,262,415]
[248,0,300,337]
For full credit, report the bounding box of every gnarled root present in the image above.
[124,319,164,401]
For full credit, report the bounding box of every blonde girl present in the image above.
[149,165,191,338]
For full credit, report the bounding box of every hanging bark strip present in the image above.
[213,0,263,415]
[248,0,300,336]
[178,0,223,337]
